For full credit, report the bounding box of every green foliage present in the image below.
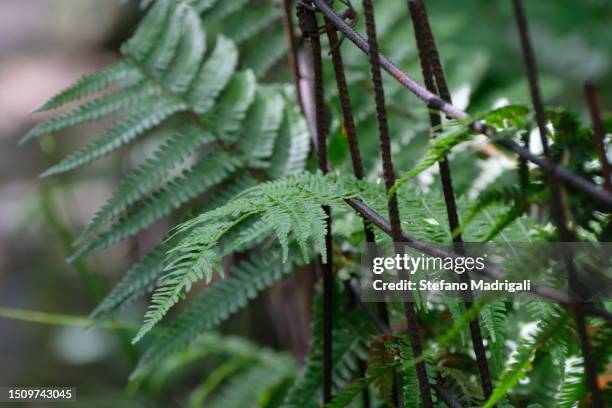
[22,0,610,406]
[132,246,305,378]
[483,313,570,408]
[282,288,376,408]
[389,105,530,198]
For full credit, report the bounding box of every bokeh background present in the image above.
[0,0,610,406]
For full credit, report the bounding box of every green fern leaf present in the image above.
[132,221,229,344]
[241,26,287,77]
[164,6,207,93]
[145,2,188,77]
[202,70,256,141]
[188,35,239,113]
[267,100,311,177]
[555,356,586,408]
[220,3,280,44]
[40,98,187,177]
[35,61,142,112]
[480,301,507,374]
[70,150,241,260]
[89,242,168,320]
[483,313,569,408]
[389,126,475,198]
[22,81,160,144]
[132,247,301,377]
[122,0,173,62]
[324,365,394,408]
[76,123,213,244]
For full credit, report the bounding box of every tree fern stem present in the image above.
[408,0,494,400]
[361,0,433,406]
[326,25,396,406]
[297,6,334,403]
[511,1,602,406]
[311,0,612,207]
[584,81,612,192]
[325,24,389,323]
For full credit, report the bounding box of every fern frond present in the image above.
[240,88,285,168]
[241,26,287,77]
[23,81,159,144]
[188,35,239,113]
[70,150,241,261]
[172,172,360,265]
[267,101,312,177]
[90,242,168,320]
[390,105,530,198]
[77,123,212,244]
[122,0,174,62]
[89,176,259,321]
[554,356,586,408]
[132,220,232,344]
[35,61,143,112]
[389,126,475,198]
[201,70,256,141]
[220,3,280,44]
[483,313,570,408]
[41,98,187,177]
[480,302,507,374]
[132,247,301,377]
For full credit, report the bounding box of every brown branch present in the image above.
[361,1,433,405]
[408,0,493,400]
[511,1,601,406]
[310,0,612,207]
[584,81,612,192]
[297,6,334,403]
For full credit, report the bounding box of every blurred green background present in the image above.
[0,0,610,406]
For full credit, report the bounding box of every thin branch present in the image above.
[512,1,601,405]
[361,0,433,405]
[325,21,389,323]
[584,81,612,192]
[310,0,612,207]
[408,0,493,400]
[297,6,334,403]
[326,22,398,405]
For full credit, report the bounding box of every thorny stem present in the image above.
[297,6,334,403]
[511,0,602,406]
[310,0,612,207]
[325,23,389,324]
[584,81,612,192]
[326,25,396,405]
[361,0,433,406]
[408,0,494,400]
